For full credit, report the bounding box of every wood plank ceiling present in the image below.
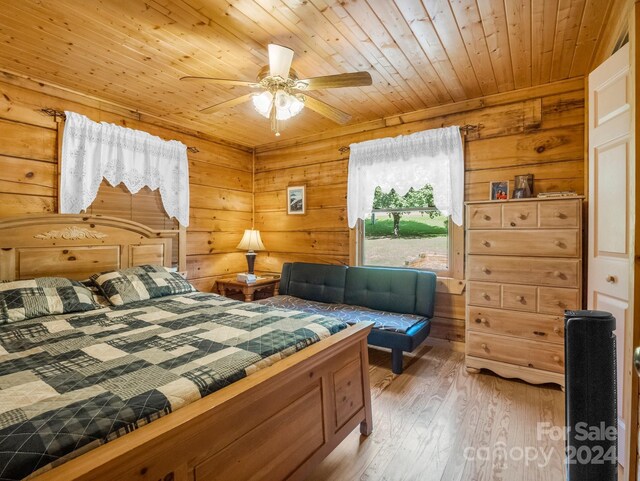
[0,0,612,147]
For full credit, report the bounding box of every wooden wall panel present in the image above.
[0,79,253,288]
[254,79,586,344]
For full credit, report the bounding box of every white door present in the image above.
[588,42,632,467]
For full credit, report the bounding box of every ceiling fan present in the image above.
[181,44,373,136]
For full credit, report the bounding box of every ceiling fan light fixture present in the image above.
[275,93,304,120]
[275,90,292,109]
[252,91,273,118]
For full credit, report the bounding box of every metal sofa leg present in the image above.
[391,348,404,374]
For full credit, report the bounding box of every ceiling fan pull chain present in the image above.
[269,97,280,137]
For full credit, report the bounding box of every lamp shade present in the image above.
[236,229,266,251]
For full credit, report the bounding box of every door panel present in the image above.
[594,70,630,126]
[588,42,632,468]
[594,140,629,255]
[593,292,629,436]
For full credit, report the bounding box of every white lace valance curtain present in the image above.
[347,126,464,228]
[60,111,190,226]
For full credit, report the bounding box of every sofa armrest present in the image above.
[415,271,437,318]
[279,263,292,295]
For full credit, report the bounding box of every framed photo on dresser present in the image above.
[489,181,509,200]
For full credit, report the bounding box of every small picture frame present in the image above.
[514,174,534,198]
[490,181,509,201]
[287,185,306,215]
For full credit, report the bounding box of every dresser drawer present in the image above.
[467,255,580,287]
[468,204,502,229]
[501,284,537,312]
[538,200,581,228]
[468,281,501,307]
[467,306,564,343]
[467,331,564,373]
[502,203,537,228]
[538,287,580,315]
[467,229,580,257]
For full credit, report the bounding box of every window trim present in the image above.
[349,216,464,284]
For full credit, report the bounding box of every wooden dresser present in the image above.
[464,197,583,388]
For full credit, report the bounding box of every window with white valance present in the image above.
[347,126,464,228]
[60,111,190,226]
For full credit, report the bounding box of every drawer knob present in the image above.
[556,300,565,307]
[482,292,490,300]
[483,214,491,221]
[554,327,561,334]
[481,266,490,274]
[553,212,566,218]
[474,317,487,324]
[553,355,561,363]
[482,240,490,247]
[606,275,617,284]
[518,213,527,220]
[481,343,488,350]
[554,240,563,247]
[533,331,546,336]
[510,221,516,227]
[515,295,524,302]
[553,271,563,278]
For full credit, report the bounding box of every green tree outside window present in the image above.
[371,185,441,237]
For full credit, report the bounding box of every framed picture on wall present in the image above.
[287,185,306,215]
[490,181,509,200]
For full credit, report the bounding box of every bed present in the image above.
[0,214,373,481]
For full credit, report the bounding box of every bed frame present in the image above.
[0,214,373,481]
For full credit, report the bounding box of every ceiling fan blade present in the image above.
[199,93,255,114]
[295,71,372,91]
[181,76,261,88]
[268,44,294,79]
[303,95,352,124]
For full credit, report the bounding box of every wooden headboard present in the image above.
[0,214,185,281]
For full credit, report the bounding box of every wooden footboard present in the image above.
[31,322,373,481]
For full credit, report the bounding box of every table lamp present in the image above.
[236,229,266,275]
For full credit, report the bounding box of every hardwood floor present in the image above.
[308,345,566,481]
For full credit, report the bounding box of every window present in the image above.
[346,126,465,279]
[354,185,463,279]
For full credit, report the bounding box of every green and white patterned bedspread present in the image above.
[0,292,347,480]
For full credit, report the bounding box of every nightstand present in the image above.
[216,276,280,302]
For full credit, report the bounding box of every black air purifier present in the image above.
[565,310,617,481]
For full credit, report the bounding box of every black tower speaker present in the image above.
[565,309,617,481]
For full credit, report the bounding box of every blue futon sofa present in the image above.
[256,262,437,374]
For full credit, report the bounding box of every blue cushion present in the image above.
[286,262,347,304]
[345,267,418,314]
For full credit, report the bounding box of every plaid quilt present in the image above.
[0,292,347,481]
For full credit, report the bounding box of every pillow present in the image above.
[90,265,196,306]
[0,277,98,324]
[80,280,111,308]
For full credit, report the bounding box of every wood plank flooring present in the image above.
[308,345,566,481]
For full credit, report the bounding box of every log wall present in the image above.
[254,78,586,345]
[0,74,253,291]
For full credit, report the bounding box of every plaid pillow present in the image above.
[90,265,196,306]
[0,277,98,324]
[80,280,111,308]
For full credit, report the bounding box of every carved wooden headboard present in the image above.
[0,214,186,281]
